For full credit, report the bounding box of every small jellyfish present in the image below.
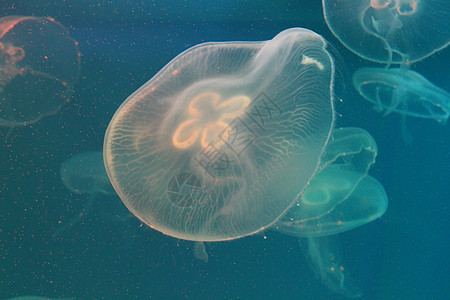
[276,127,387,237]
[0,16,81,135]
[274,127,388,298]
[353,67,450,123]
[322,0,450,64]
[104,28,336,242]
[54,151,116,237]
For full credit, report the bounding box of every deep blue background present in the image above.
[0,1,449,299]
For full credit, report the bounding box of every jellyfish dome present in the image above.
[353,67,450,123]
[275,127,388,237]
[0,16,81,128]
[54,151,116,237]
[61,151,115,195]
[322,0,450,64]
[104,28,336,242]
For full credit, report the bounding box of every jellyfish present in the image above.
[0,16,81,135]
[322,0,450,64]
[353,67,450,124]
[274,127,388,298]
[275,127,387,237]
[54,151,116,237]
[293,174,386,298]
[104,28,336,242]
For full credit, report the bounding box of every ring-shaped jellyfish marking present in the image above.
[274,127,388,298]
[353,67,450,124]
[53,151,116,238]
[0,16,81,135]
[104,27,336,242]
[322,0,450,64]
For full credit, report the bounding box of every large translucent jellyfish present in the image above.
[104,28,336,242]
[353,67,450,123]
[54,151,116,237]
[0,16,80,133]
[322,0,450,64]
[274,127,388,298]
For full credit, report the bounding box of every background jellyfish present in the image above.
[54,151,116,237]
[353,66,450,143]
[276,127,387,237]
[0,16,81,135]
[353,67,450,124]
[104,28,336,242]
[322,0,450,139]
[274,127,388,298]
[322,0,450,64]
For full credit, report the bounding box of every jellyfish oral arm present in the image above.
[301,236,362,298]
[384,83,402,115]
[373,86,386,113]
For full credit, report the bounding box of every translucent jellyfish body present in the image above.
[54,151,115,237]
[276,127,388,237]
[353,67,450,123]
[104,28,336,241]
[0,16,80,129]
[274,127,387,298]
[323,0,450,64]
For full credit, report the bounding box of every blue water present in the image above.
[1,1,449,299]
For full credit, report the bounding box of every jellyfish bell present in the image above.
[273,127,387,298]
[285,174,388,237]
[275,127,387,237]
[322,0,450,64]
[0,15,80,131]
[60,151,115,195]
[104,28,336,242]
[0,16,81,86]
[353,67,450,123]
[54,151,116,237]
[285,175,387,298]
